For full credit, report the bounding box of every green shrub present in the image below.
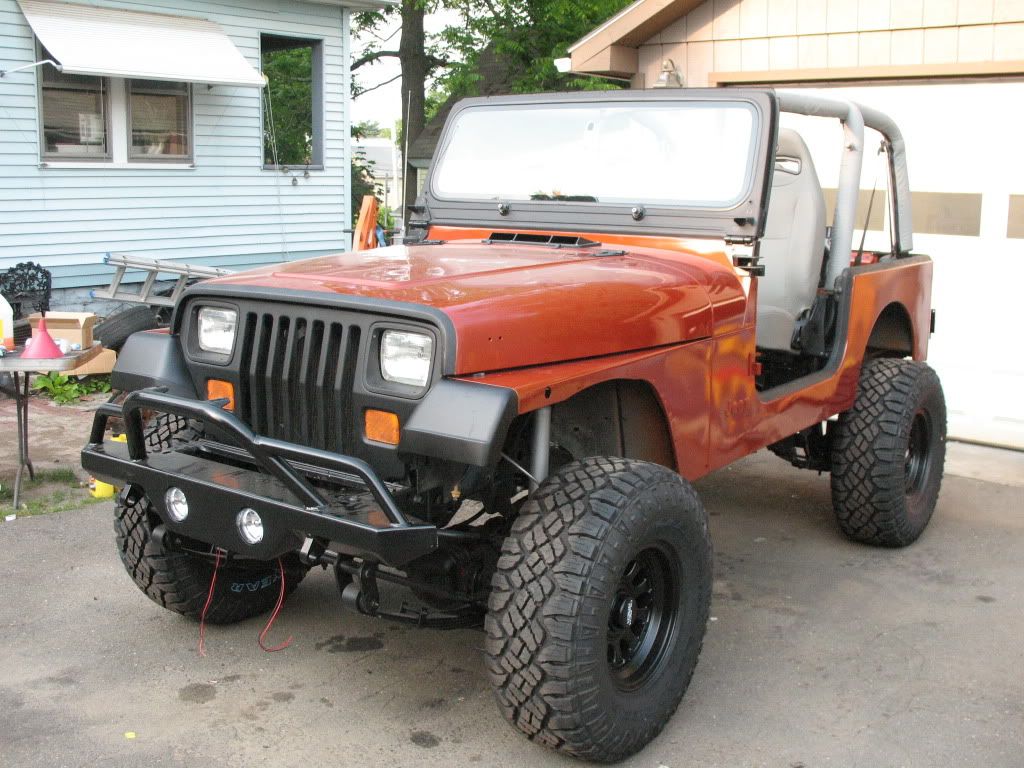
[33,373,111,405]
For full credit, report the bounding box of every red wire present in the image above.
[198,549,223,657]
[258,558,293,653]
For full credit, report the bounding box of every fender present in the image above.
[400,379,518,467]
[111,331,197,397]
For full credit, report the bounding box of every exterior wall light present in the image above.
[653,59,684,88]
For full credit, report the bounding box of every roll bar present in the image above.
[777,93,913,290]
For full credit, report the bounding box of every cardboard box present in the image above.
[64,347,116,377]
[27,312,96,348]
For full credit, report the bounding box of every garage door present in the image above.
[777,81,1024,451]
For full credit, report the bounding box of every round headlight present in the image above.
[237,508,264,545]
[165,487,189,522]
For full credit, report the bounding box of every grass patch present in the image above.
[0,468,104,517]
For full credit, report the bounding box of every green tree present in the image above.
[437,0,631,97]
[351,1,632,206]
[352,120,391,139]
[353,2,450,209]
[262,46,314,166]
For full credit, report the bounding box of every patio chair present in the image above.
[0,262,52,345]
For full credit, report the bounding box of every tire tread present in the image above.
[831,358,946,547]
[484,457,711,762]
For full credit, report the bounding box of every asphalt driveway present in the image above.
[1,448,1021,768]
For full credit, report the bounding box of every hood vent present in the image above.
[484,232,601,249]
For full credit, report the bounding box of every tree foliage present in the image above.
[351,0,632,206]
[435,0,632,99]
[261,46,314,166]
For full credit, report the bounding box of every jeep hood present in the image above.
[207,241,743,374]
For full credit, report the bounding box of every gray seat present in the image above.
[756,128,826,352]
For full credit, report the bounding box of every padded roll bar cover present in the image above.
[854,102,913,253]
[111,331,197,397]
[776,91,864,290]
[400,379,518,467]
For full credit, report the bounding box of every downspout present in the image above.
[777,93,865,290]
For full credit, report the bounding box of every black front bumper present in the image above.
[81,389,438,567]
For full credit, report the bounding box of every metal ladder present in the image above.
[91,253,236,308]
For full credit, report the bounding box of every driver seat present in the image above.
[755,128,826,352]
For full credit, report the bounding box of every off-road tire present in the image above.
[142,412,208,454]
[113,408,306,623]
[831,358,946,547]
[94,305,159,351]
[114,493,306,623]
[485,457,712,762]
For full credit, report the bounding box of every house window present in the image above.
[37,48,193,165]
[261,34,323,169]
[129,80,192,160]
[40,65,110,159]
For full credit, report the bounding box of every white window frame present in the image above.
[36,45,195,169]
[126,78,194,164]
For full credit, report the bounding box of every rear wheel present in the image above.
[485,457,712,762]
[831,358,947,547]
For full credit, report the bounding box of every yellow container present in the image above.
[89,434,128,498]
[88,478,117,499]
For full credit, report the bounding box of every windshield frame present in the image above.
[420,89,779,242]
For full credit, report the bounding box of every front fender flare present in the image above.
[399,379,518,467]
[111,332,197,397]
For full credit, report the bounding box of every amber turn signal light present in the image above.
[206,379,235,411]
[365,409,400,445]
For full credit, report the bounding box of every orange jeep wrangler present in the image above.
[83,89,944,762]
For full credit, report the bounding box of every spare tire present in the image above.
[94,305,159,351]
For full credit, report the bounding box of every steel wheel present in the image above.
[607,545,680,691]
[905,410,933,496]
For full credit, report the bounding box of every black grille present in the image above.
[236,311,361,453]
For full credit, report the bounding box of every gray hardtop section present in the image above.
[419,88,780,243]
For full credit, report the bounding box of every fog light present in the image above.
[165,487,189,522]
[237,508,264,544]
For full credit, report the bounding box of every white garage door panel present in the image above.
[779,82,1024,451]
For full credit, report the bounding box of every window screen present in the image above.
[129,79,191,160]
[40,57,108,159]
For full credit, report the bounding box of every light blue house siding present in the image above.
[0,0,354,298]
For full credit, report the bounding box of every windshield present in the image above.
[432,101,759,209]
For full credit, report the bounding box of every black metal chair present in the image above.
[0,261,52,320]
[1,262,52,346]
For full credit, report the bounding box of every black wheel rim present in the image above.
[905,410,932,496]
[606,545,679,691]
